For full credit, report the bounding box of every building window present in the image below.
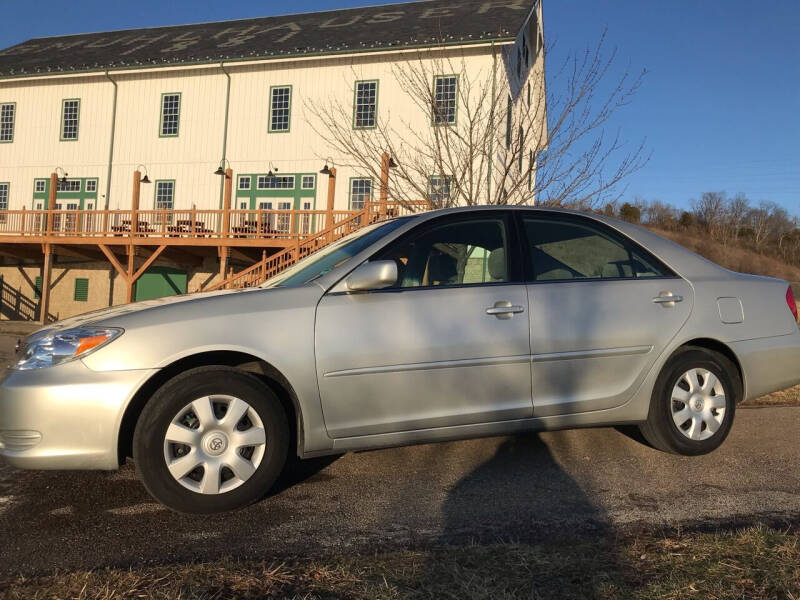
[34,276,42,299]
[518,126,524,172]
[0,103,14,142]
[429,176,452,205]
[238,176,251,190]
[0,183,8,214]
[56,179,81,192]
[34,180,46,193]
[433,75,458,125]
[85,179,97,193]
[61,99,80,140]
[354,80,378,129]
[155,180,175,210]
[277,201,291,232]
[301,175,316,189]
[160,93,181,137]
[269,86,292,133]
[350,178,372,210]
[257,175,294,189]
[74,278,89,302]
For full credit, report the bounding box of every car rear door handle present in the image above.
[652,292,684,306]
[486,301,525,319]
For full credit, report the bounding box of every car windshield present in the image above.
[264,218,410,288]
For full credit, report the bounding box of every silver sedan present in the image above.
[2,206,799,513]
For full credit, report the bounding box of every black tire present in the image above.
[639,347,740,456]
[133,366,289,514]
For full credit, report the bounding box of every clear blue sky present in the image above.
[2,0,798,214]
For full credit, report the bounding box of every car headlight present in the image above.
[13,327,123,370]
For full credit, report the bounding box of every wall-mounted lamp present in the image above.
[136,164,151,184]
[266,162,279,178]
[214,159,231,178]
[320,158,335,176]
[54,166,69,185]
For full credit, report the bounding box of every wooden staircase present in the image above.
[205,205,384,291]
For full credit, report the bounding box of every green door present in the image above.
[134,267,187,301]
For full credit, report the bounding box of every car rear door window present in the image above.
[378,218,509,288]
[522,217,670,281]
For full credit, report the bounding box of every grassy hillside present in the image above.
[651,228,800,287]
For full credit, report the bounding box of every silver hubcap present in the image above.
[163,395,266,495]
[671,368,727,441]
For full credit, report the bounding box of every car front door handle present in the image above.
[486,301,525,319]
[652,292,684,306]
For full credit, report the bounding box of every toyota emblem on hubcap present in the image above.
[202,433,228,456]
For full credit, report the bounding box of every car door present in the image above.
[315,213,532,439]
[520,213,693,417]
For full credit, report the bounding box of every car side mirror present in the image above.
[346,260,398,292]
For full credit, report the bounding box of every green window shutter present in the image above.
[34,276,42,299]
[74,278,89,302]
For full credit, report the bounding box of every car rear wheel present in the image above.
[640,347,740,455]
[133,366,289,513]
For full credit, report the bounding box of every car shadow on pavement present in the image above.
[407,433,633,597]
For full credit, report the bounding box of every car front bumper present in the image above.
[0,360,157,470]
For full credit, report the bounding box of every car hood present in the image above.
[28,288,252,337]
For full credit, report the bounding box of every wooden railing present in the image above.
[205,202,426,291]
[0,207,389,241]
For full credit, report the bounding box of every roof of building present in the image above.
[0,0,536,78]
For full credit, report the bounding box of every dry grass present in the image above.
[3,526,799,599]
[653,228,800,284]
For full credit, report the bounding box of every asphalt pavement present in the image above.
[1,327,799,577]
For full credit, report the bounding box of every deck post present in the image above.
[325,167,337,241]
[379,152,390,219]
[218,247,229,286]
[47,173,57,234]
[20,206,26,236]
[223,168,232,235]
[131,169,141,237]
[126,246,135,303]
[39,243,53,324]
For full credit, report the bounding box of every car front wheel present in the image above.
[133,366,289,513]
[640,347,740,455]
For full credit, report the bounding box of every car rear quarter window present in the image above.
[522,217,671,281]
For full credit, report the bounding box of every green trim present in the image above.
[0,39,516,82]
[159,92,181,138]
[234,172,317,232]
[73,278,89,302]
[33,176,97,209]
[0,181,8,211]
[432,74,459,126]
[153,179,176,209]
[0,101,15,143]
[348,176,374,210]
[352,79,379,130]
[268,85,292,133]
[60,98,80,141]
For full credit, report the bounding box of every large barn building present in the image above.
[0,0,544,321]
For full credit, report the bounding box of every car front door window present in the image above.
[378,218,509,289]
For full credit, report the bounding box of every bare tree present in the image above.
[306,30,647,211]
